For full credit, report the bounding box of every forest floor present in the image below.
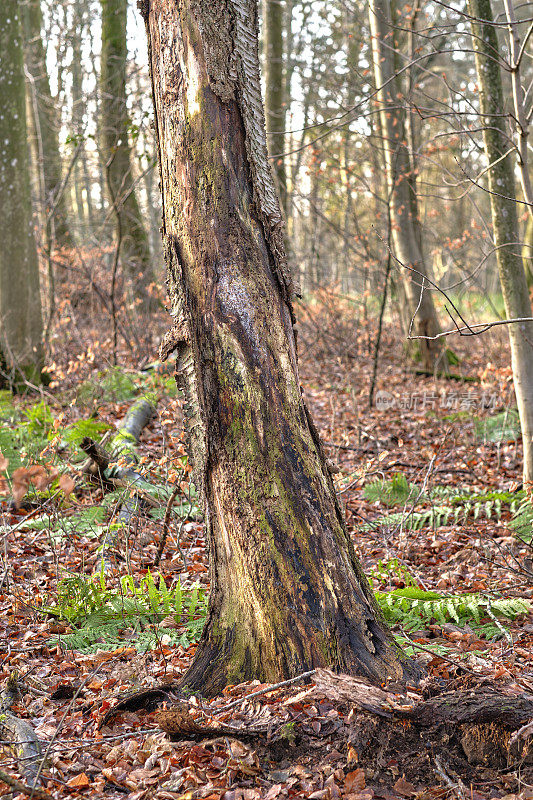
[1,291,533,800]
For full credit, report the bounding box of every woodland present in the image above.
[1,0,533,798]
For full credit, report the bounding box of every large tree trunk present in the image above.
[143,0,416,696]
[100,0,156,312]
[368,0,446,371]
[0,0,44,388]
[23,0,71,249]
[263,0,288,218]
[468,0,533,488]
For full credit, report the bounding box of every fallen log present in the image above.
[80,396,157,571]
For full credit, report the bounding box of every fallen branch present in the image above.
[80,396,156,571]
[0,673,45,788]
[0,768,54,800]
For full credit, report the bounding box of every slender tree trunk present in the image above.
[263,0,288,217]
[468,0,533,488]
[101,0,156,312]
[143,0,416,696]
[368,0,446,371]
[523,214,533,288]
[0,0,44,387]
[22,0,71,248]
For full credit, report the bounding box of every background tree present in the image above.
[368,0,446,371]
[468,0,533,487]
[263,0,288,217]
[100,0,155,312]
[0,0,44,387]
[23,0,71,248]
[143,0,416,695]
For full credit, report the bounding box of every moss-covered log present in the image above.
[144,0,417,696]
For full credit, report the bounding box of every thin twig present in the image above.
[154,484,181,567]
[216,670,317,714]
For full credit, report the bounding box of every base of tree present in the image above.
[0,356,48,392]
[147,672,533,792]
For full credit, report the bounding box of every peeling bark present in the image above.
[144,0,416,695]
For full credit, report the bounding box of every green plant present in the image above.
[510,495,533,542]
[474,409,521,443]
[42,570,208,654]
[375,586,530,636]
[369,558,419,588]
[61,418,111,447]
[23,506,106,539]
[364,473,419,507]
[362,488,523,533]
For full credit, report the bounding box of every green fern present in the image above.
[363,488,523,533]
[42,570,208,654]
[364,473,420,507]
[375,587,530,636]
[474,409,521,443]
[510,495,533,542]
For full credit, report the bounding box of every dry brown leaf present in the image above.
[59,474,76,497]
[345,768,365,793]
[67,772,90,788]
[12,466,30,506]
[0,452,8,472]
[393,775,417,797]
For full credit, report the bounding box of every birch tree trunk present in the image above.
[263,0,288,217]
[23,0,71,248]
[468,0,533,488]
[100,0,156,312]
[143,0,416,696]
[368,0,446,371]
[0,0,44,387]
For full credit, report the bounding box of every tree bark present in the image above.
[22,0,71,248]
[100,0,156,312]
[368,0,446,371]
[468,0,533,488]
[143,0,416,696]
[0,0,44,388]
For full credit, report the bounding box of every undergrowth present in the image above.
[41,571,207,654]
[371,558,530,641]
[363,472,524,533]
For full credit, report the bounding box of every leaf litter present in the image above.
[0,296,532,799]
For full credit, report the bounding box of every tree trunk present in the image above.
[368,0,446,371]
[523,214,533,288]
[0,0,44,388]
[468,0,533,488]
[100,0,156,312]
[22,0,71,248]
[263,0,288,218]
[143,0,416,697]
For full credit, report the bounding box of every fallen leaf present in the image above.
[393,775,416,797]
[345,769,366,792]
[59,474,76,496]
[67,772,90,788]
